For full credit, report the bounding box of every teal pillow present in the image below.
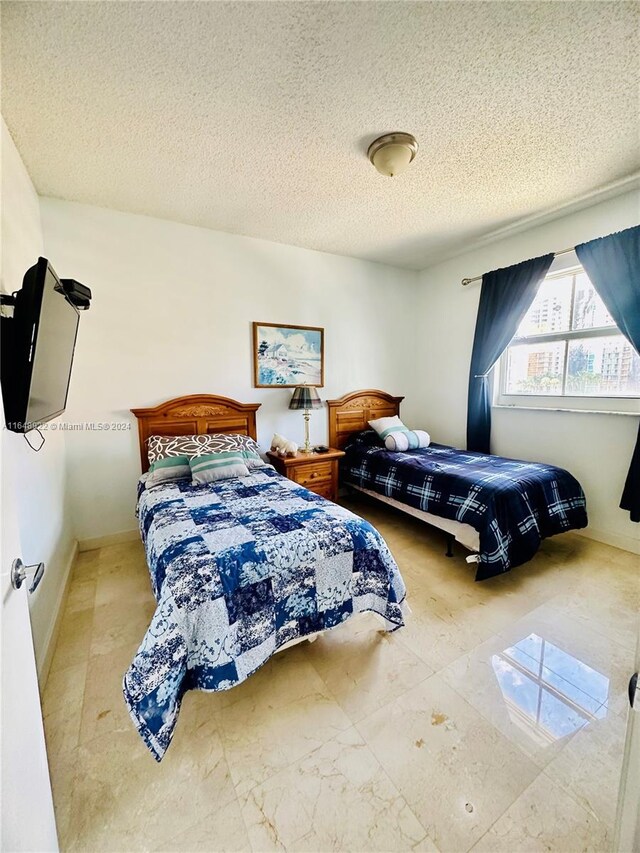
[146,455,191,487]
[241,448,267,468]
[189,451,249,485]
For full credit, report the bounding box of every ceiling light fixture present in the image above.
[367,132,418,177]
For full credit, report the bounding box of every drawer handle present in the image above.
[310,472,319,479]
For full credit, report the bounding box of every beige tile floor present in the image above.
[42,495,639,852]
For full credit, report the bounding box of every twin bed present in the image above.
[123,395,406,760]
[124,390,587,759]
[327,390,588,581]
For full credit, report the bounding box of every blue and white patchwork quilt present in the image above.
[342,432,588,581]
[123,467,406,761]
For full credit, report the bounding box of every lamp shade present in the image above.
[289,386,322,410]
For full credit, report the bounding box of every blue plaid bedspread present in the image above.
[123,466,406,760]
[342,432,587,581]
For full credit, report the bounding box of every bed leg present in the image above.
[445,534,454,558]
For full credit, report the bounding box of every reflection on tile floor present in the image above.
[41,494,638,851]
[492,632,609,744]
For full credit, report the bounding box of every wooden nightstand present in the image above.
[266,448,345,502]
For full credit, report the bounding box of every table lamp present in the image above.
[289,386,322,453]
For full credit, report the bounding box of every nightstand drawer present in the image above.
[265,448,344,505]
[293,461,333,487]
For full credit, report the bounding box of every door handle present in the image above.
[629,673,638,709]
[11,558,45,593]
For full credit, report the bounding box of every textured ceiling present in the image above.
[2,1,639,269]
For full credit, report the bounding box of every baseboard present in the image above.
[78,528,139,552]
[576,526,640,555]
[39,528,141,687]
[38,539,78,689]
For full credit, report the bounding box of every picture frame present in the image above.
[253,322,324,388]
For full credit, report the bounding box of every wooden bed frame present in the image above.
[327,389,405,450]
[129,391,386,647]
[131,394,261,473]
[326,389,480,557]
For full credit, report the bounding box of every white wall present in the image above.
[1,119,75,671]
[32,178,640,556]
[40,199,418,542]
[416,189,640,553]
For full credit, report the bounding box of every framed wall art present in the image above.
[253,322,324,388]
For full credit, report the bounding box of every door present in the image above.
[1,425,58,851]
[614,623,640,852]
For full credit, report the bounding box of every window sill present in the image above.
[493,404,640,417]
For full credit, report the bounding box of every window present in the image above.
[497,262,640,412]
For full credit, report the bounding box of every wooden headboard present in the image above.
[131,394,261,472]
[326,389,404,450]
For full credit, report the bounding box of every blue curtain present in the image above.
[467,254,554,453]
[576,225,640,522]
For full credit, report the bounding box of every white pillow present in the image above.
[368,415,405,438]
[384,429,430,451]
[368,416,430,452]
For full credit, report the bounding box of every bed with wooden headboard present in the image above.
[327,389,405,450]
[326,389,480,555]
[131,393,261,473]
[123,392,408,760]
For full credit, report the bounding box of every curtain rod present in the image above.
[461,246,577,286]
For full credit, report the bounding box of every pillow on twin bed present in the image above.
[384,429,431,452]
[368,416,431,452]
[146,455,191,487]
[147,433,266,468]
[189,451,250,484]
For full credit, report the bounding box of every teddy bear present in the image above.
[271,433,298,457]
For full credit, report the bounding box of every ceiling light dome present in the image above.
[368,132,418,177]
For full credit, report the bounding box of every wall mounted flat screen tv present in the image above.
[2,257,80,433]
